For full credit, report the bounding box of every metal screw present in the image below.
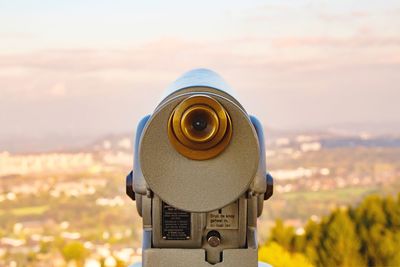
[207,230,221,247]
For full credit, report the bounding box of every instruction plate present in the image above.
[162,202,191,240]
[206,201,238,229]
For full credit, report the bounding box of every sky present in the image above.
[0,0,399,139]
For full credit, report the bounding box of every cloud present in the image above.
[0,34,399,104]
[0,32,35,40]
[0,36,399,137]
[0,34,399,75]
[318,11,369,22]
[49,83,66,97]
[0,39,203,73]
[271,36,400,48]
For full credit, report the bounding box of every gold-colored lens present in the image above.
[168,95,232,160]
[180,105,219,143]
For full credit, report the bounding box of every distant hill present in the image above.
[2,125,400,154]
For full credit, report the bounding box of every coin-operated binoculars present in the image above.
[126,69,273,267]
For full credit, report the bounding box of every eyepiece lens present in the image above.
[192,116,208,131]
[168,95,232,160]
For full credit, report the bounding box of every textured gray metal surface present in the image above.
[129,262,272,267]
[249,116,267,195]
[142,248,258,267]
[164,68,235,98]
[159,85,244,112]
[127,69,273,267]
[136,232,270,267]
[140,92,259,212]
[135,227,264,267]
[133,115,150,195]
[150,196,248,264]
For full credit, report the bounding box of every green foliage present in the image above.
[353,195,400,266]
[302,219,321,264]
[39,241,51,254]
[61,241,87,266]
[318,210,364,267]
[259,242,314,267]
[266,193,400,267]
[270,219,296,251]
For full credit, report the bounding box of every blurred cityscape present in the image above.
[0,128,399,266]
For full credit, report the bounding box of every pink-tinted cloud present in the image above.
[319,11,369,22]
[0,34,399,75]
[272,36,400,48]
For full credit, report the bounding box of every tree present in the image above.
[302,219,321,265]
[383,195,400,230]
[318,210,364,267]
[353,195,400,266]
[266,194,400,267]
[270,219,296,252]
